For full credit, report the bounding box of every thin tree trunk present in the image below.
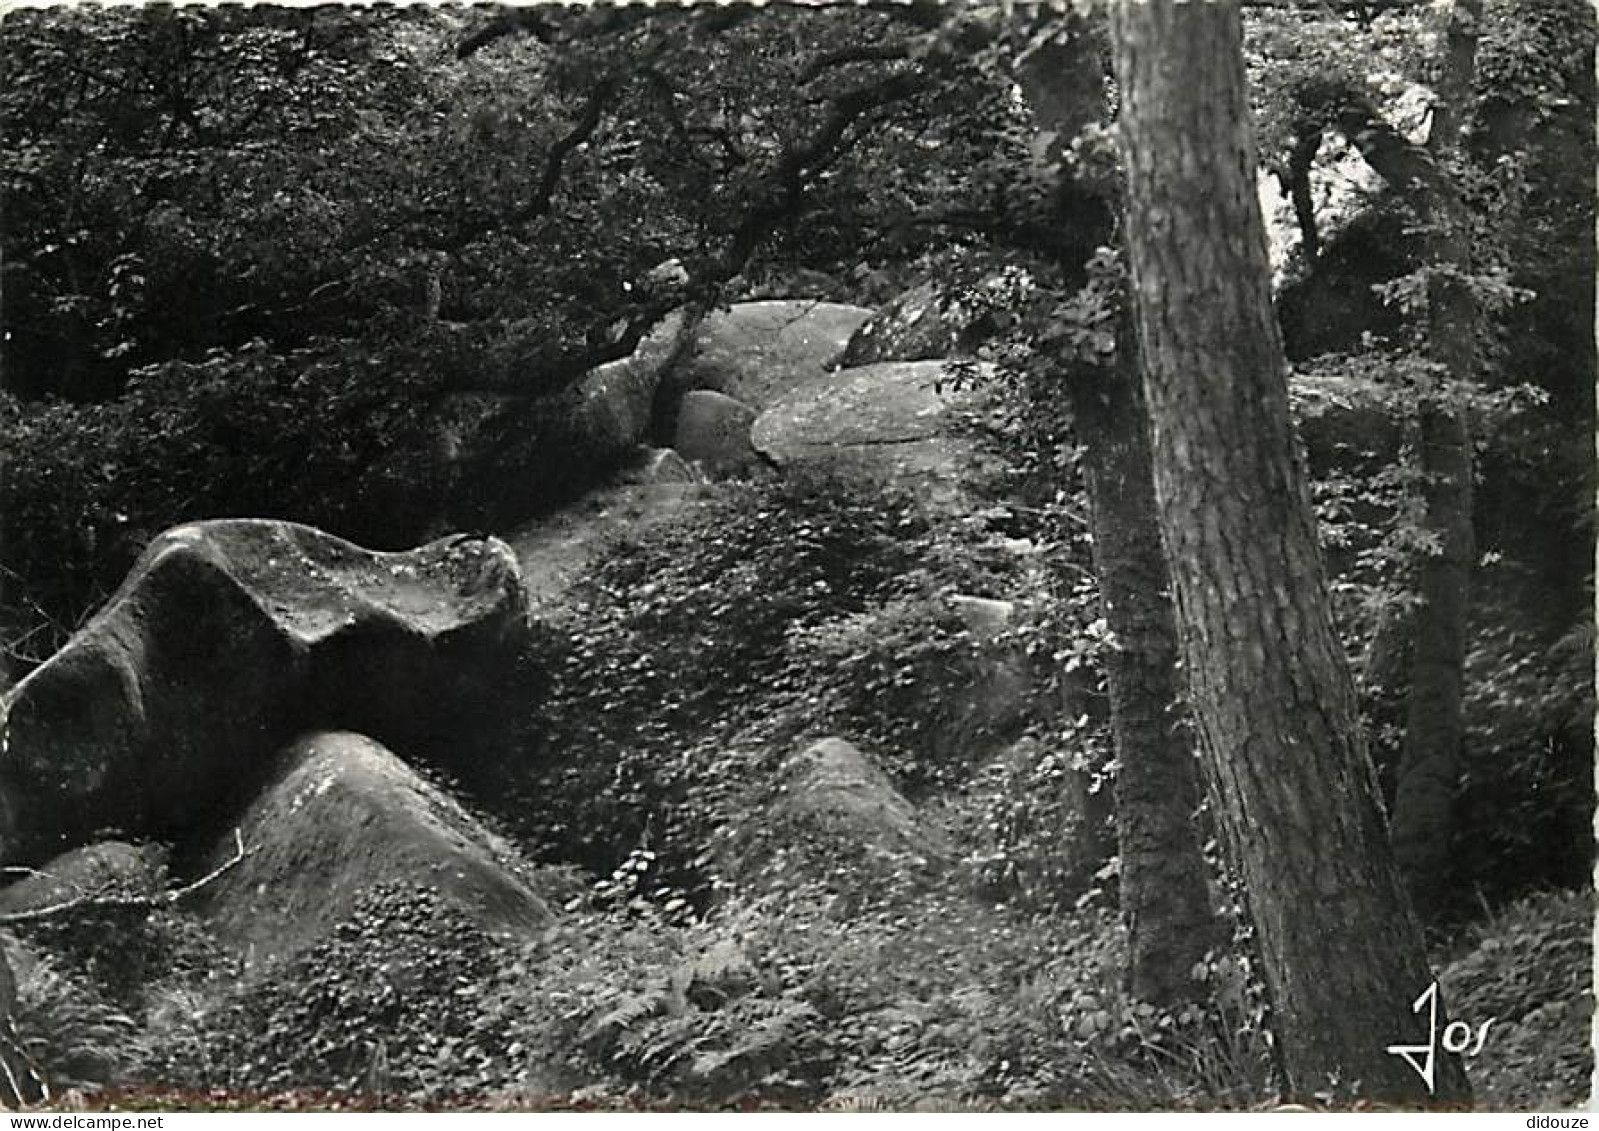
[1077,330,1222,1004]
[1108,0,1468,1103]
[1392,0,1480,922]
[1016,32,1219,1007]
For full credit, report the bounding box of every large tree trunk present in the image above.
[1392,0,1480,922]
[1108,0,1468,1103]
[1015,32,1219,1007]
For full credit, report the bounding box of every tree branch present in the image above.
[0,829,247,925]
[719,69,934,279]
[798,41,916,83]
[1291,78,1443,211]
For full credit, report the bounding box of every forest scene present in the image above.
[0,0,1592,1112]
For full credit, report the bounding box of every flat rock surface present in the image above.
[750,360,1000,500]
[673,300,873,411]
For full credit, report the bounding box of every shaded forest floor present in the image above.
[16,883,1592,1112]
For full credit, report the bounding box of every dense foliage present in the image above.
[0,4,1023,664]
[499,471,1029,883]
[0,0,1592,1112]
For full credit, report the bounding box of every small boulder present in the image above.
[626,446,699,486]
[0,520,529,864]
[673,390,760,478]
[948,594,1015,640]
[943,594,1031,755]
[189,731,551,966]
[664,300,873,416]
[0,841,165,917]
[775,737,952,869]
[508,480,703,609]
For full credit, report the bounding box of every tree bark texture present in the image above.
[1392,0,1480,922]
[1076,330,1223,1006]
[1108,0,1468,1103]
[1016,31,1219,1007]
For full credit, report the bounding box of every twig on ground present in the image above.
[0,829,249,926]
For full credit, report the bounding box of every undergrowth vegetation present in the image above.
[18,876,1587,1110]
[0,1,1591,1112]
[498,470,1046,881]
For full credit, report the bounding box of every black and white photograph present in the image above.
[0,0,1592,1114]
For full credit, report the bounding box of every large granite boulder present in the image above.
[838,281,966,367]
[0,520,528,865]
[190,731,550,966]
[750,360,1002,506]
[663,300,873,417]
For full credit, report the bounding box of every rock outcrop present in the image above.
[0,841,166,917]
[0,520,528,864]
[750,360,1001,504]
[839,276,1018,368]
[664,300,872,417]
[190,731,550,966]
[838,281,967,367]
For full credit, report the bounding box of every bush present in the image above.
[10,944,141,1099]
[499,470,1015,877]
[12,903,222,1017]
[130,885,522,1102]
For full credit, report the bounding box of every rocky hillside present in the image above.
[0,290,1588,1111]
